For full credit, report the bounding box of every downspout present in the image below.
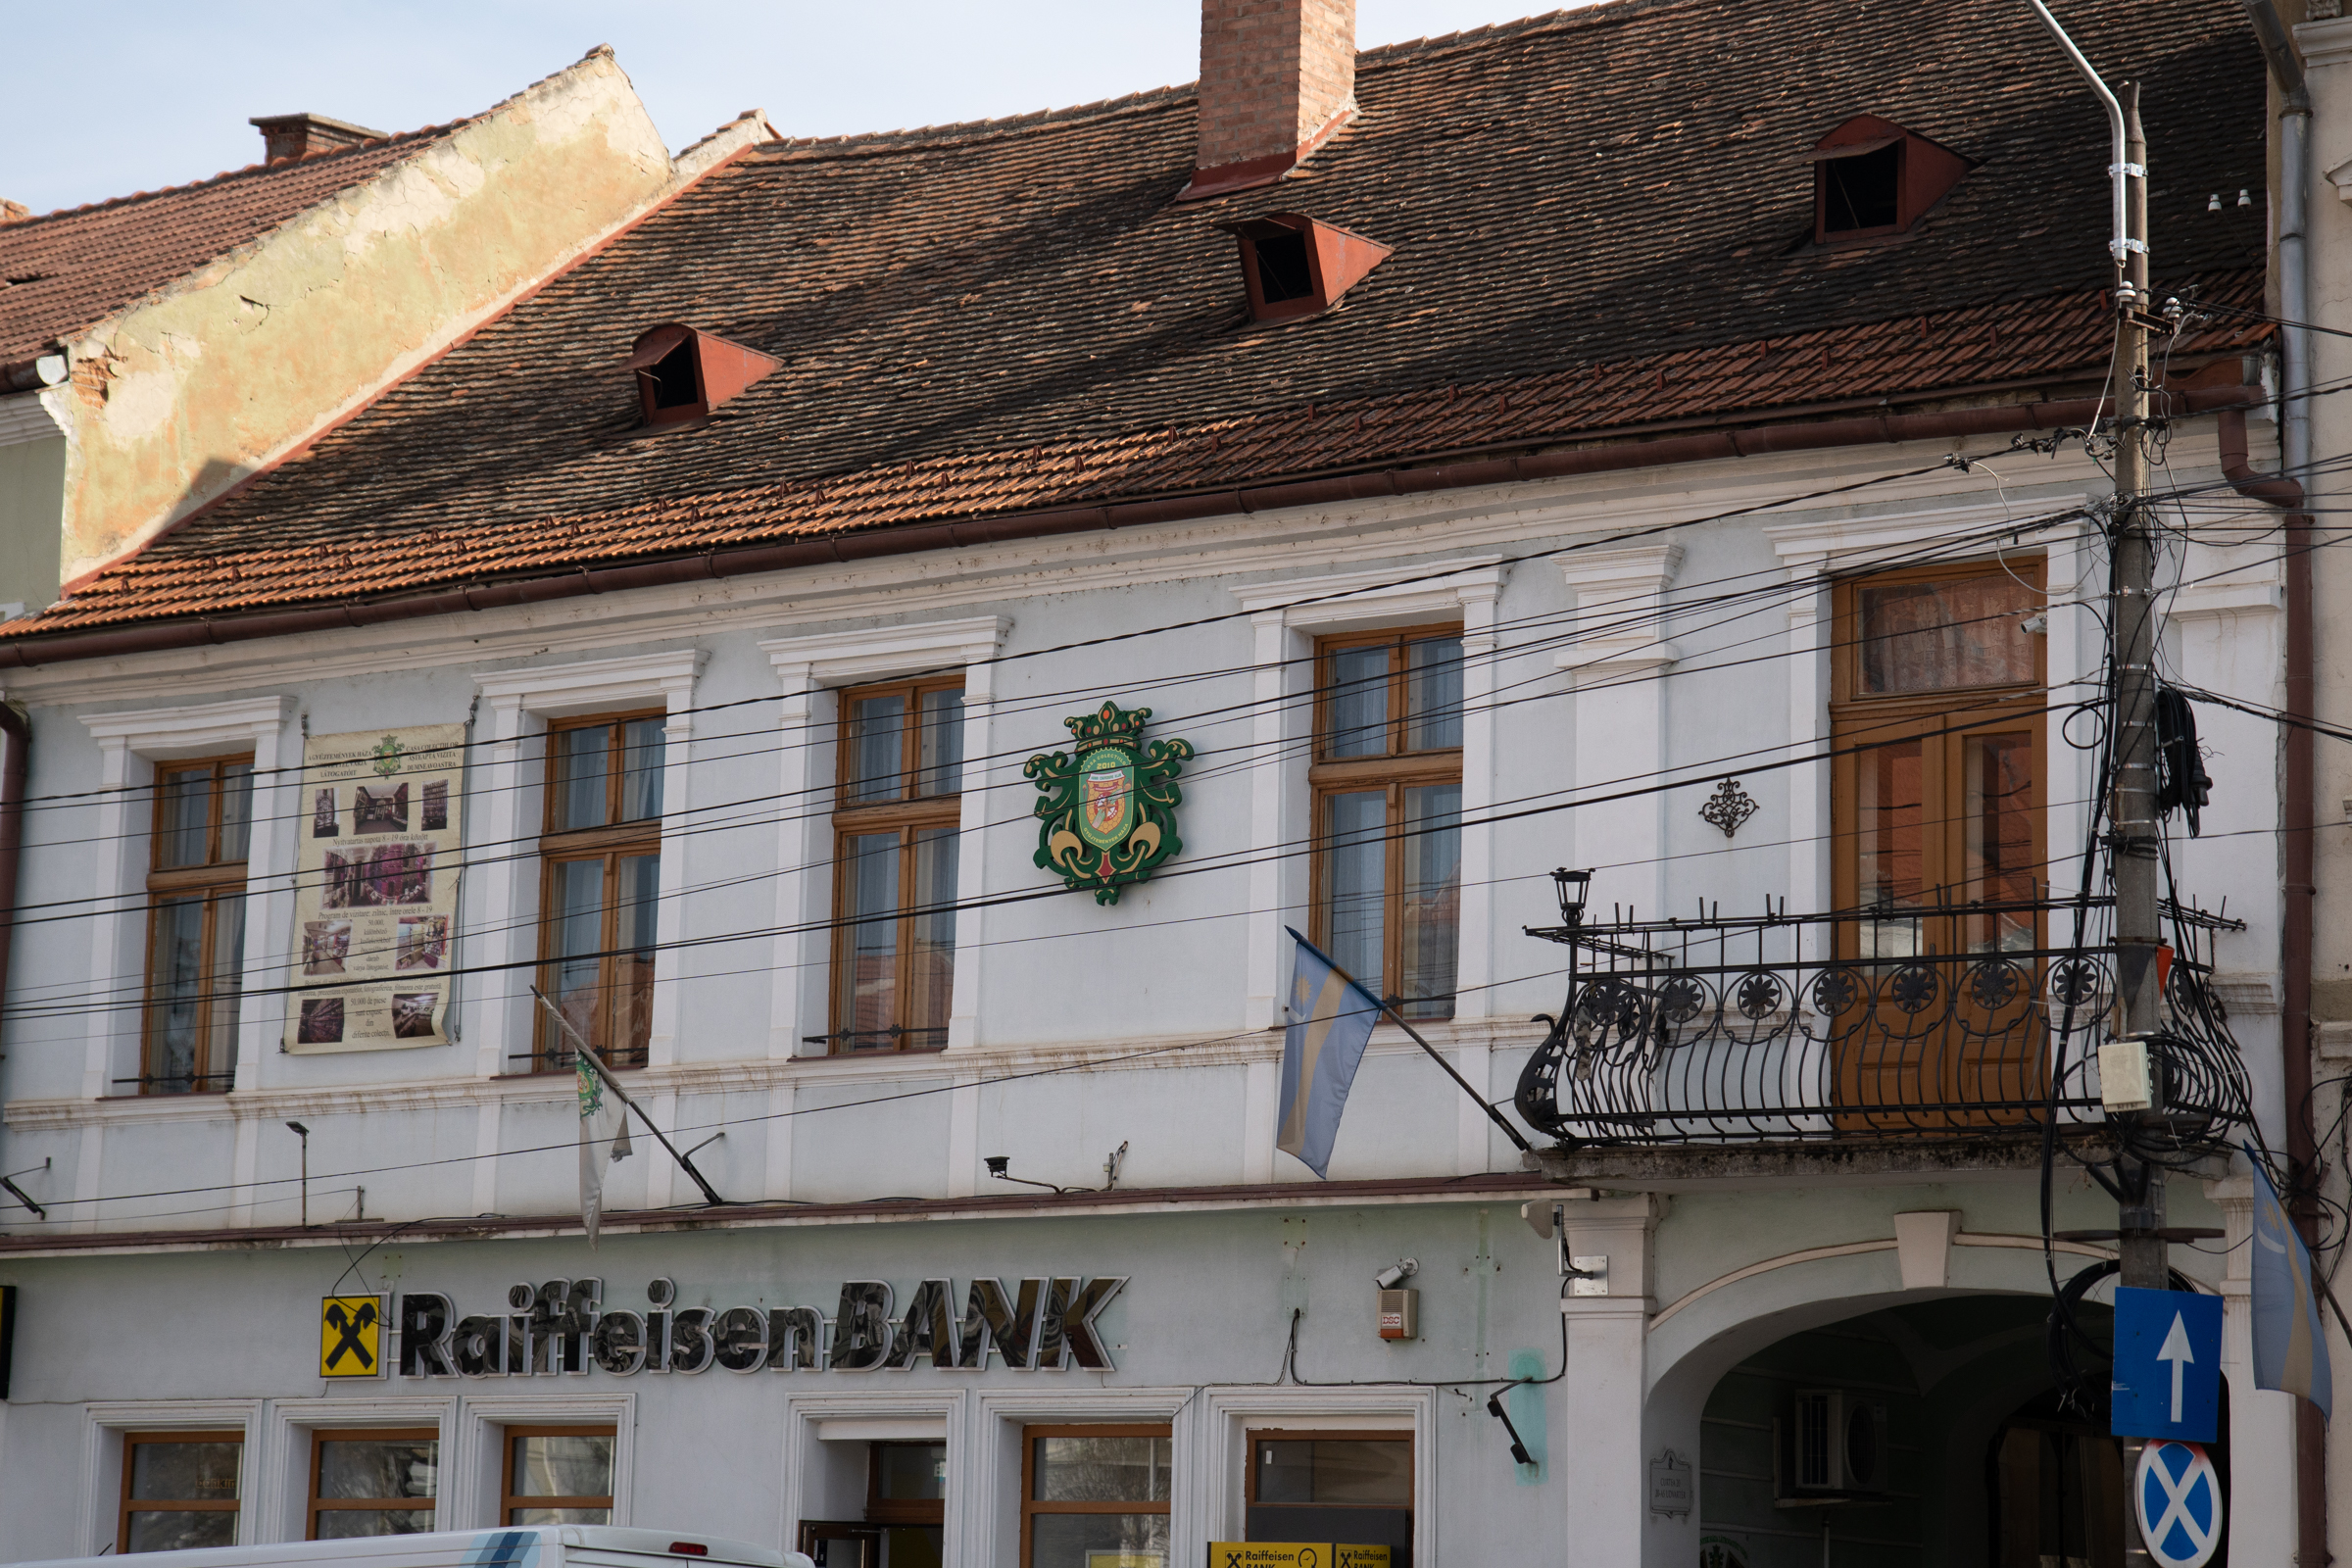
[2237,3,2323,1562]
[0,708,28,1230]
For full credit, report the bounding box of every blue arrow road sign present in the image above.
[2113,1287,2223,1442]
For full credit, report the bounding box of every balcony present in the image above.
[1512,891,2251,1156]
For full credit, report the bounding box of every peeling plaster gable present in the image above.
[37,47,760,610]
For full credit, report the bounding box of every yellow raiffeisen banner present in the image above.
[1206,1547,1391,1568]
[283,724,466,1053]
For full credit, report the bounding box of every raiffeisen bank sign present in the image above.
[372,1276,1129,1380]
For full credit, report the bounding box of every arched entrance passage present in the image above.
[1687,1295,2115,1568]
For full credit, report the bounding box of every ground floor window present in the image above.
[503,1425,614,1524]
[120,1431,242,1552]
[1246,1431,1412,1568]
[310,1427,437,1538]
[1021,1424,1172,1568]
[799,1440,945,1568]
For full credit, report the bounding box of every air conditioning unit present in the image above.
[1787,1391,1888,1494]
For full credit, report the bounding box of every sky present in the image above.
[3,1,1575,218]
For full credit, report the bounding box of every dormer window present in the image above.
[1219,214,1393,323]
[623,323,782,429]
[1809,116,1969,245]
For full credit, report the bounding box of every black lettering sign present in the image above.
[397,1293,456,1377]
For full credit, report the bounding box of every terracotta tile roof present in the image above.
[10,0,2270,640]
[0,125,466,367]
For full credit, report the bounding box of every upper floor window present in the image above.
[824,679,964,1054]
[1311,627,1464,1021]
[141,758,254,1095]
[1832,564,2045,960]
[532,713,664,1072]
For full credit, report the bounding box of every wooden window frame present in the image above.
[1243,1427,1415,1518]
[824,676,965,1055]
[530,710,665,1074]
[307,1426,437,1540]
[139,756,254,1096]
[1307,625,1464,1018]
[119,1429,243,1552]
[1019,1423,1173,1568]
[500,1423,615,1525]
[863,1439,948,1527]
[1828,560,2048,955]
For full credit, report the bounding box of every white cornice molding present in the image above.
[1231,555,1506,628]
[79,693,289,758]
[472,646,704,716]
[1552,542,1683,590]
[0,388,67,447]
[2296,15,2352,71]
[3,445,2128,707]
[1553,544,1682,682]
[760,614,1009,688]
[1764,495,2085,574]
[1,1014,1547,1135]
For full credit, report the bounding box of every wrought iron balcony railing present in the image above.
[1513,894,2251,1149]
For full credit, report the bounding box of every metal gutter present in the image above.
[0,383,2265,671]
[0,708,29,1232]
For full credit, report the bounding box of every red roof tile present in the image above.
[0,0,2273,642]
[18,272,2267,637]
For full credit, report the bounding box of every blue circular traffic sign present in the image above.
[2134,1440,2224,1568]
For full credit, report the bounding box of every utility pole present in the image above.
[2104,82,2168,1568]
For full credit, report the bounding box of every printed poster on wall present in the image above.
[282,723,466,1054]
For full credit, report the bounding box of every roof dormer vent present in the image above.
[1219,214,1391,323]
[624,324,782,428]
[1809,116,1969,245]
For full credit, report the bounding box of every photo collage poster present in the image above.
[283,723,466,1053]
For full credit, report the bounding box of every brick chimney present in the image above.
[1180,0,1357,201]
[248,113,389,165]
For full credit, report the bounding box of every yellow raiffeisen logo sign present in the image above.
[1207,1546,1392,1568]
[320,1295,386,1378]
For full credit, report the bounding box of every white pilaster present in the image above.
[1555,546,1683,922]
[2207,1173,2303,1568]
[1550,1195,1664,1568]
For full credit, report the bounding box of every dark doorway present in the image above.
[1986,1385,2230,1568]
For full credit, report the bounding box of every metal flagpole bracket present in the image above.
[531,986,727,1208]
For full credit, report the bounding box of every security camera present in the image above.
[1374,1258,1419,1290]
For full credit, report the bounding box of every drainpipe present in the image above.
[2237,3,2323,1561]
[0,707,27,1228]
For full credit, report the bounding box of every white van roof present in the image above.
[15,1526,794,1568]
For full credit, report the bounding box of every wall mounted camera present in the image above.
[1375,1258,1419,1341]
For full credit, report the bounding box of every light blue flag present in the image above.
[2246,1144,2332,1417]
[1278,928,1385,1179]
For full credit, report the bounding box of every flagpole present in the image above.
[531,986,727,1208]
[1365,993,1536,1156]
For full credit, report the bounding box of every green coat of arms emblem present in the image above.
[1025,702,1195,904]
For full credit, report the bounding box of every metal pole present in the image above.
[530,987,727,1208]
[1372,997,1535,1154]
[2107,83,2167,1568]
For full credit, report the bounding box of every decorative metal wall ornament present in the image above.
[1698,776,1759,839]
[1025,702,1195,904]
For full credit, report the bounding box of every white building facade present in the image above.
[0,0,2322,1563]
